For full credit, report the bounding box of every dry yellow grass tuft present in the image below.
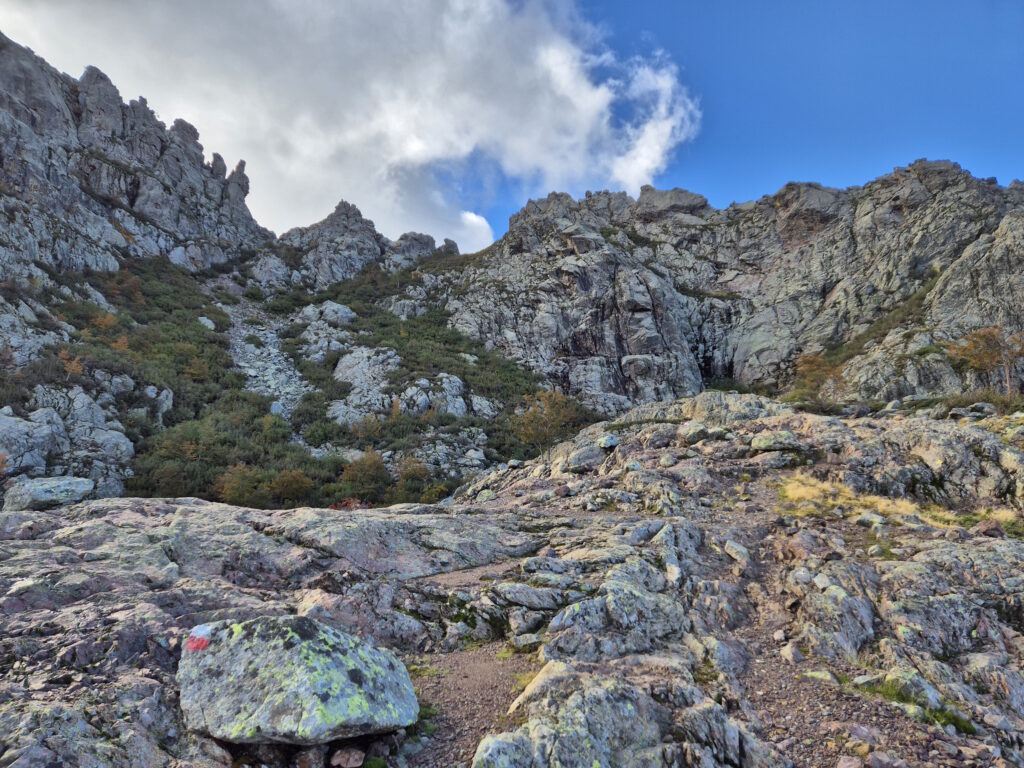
[777,473,1023,535]
[778,474,918,518]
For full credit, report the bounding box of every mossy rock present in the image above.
[177,616,418,744]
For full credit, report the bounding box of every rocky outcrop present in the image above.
[272,202,454,290]
[427,163,1024,411]
[4,392,1024,766]
[0,382,136,497]
[0,32,269,282]
[1,475,93,511]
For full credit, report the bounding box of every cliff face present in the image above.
[0,32,269,276]
[435,163,1024,410]
[4,28,1024,413]
[0,32,270,366]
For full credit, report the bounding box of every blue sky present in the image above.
[484,0,1024,224]
[4,1,1022,249]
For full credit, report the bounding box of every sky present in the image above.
[1,1,1021,252]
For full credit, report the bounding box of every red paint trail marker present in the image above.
[186,624,212,652]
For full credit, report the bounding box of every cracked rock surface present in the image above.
[4,392,1024,767]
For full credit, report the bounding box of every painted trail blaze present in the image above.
[186,624,212,652]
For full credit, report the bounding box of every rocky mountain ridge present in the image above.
[371,163,1024,412]
[2,31,1024,508]
[2,28,1024,768]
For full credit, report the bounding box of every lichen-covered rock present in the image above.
[750,430,802,452]
[474,657,785,768]
[177,616,418,744]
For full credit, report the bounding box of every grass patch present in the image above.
[513,670,539,692]
[407,663,445,679]
[606,417,685,432]
[409,702,440,739]
[692,658,717,686]
[780,472,1024,540]
[859,680,975,734]
[778,473,921,520]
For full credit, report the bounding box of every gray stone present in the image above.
[724,539,750,568]
[177,616,418,744]
[2,476,94,511]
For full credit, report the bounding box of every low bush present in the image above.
[127,388,347,508]
[338,451,392,502]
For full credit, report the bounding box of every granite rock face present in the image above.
[433,165,1024,411]
[275,201,446,290]
[0,32,269,284]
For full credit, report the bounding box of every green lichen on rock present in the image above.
[176,615,418,744]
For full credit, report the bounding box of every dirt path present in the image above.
[401,643,541,768]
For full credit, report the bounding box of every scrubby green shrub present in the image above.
[270,468,314,504]
[127,389,348,508]
[392,458,430,502]
[339,450,392,502]
[213,464,270,507]
[264,290,308,315]
[511,390,590,460]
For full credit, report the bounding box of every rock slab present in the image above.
[177,616,418,744]
[2,475,94,511]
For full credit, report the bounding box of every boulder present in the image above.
[2,475,94,511]
[320,300,357,326]
[177,616,418,744]
[0,407,69,475]
[750,430,803,452]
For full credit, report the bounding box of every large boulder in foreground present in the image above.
[177,616,418,744]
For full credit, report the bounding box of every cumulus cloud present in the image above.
[0,0,700,251]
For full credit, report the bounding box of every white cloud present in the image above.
[0,0,700,252]
[458,212,495,252]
